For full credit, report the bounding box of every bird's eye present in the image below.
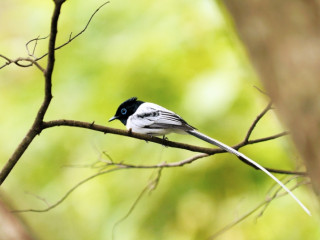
[121,108,127,115]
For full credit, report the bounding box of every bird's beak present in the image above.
[108,116,118,122]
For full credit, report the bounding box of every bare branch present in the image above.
[0,54,11,62]
[42,119,306,175]
[0,55,45,72]
[246,131,289,145]
[0,54,11,68]
[244,101,273,143]
[0,0,65,185]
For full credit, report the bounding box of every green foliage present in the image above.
[0,1,318,240]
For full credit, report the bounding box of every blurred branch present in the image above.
[13,167,125,213]
[208,178,310,240]
[112,168,163,240]
[14,165,163,215]
[13,138,307,213]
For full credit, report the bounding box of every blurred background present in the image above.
[0,0,319,239]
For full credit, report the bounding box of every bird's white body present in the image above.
[126,102,190,135]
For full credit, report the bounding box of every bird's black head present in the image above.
[109,97,144,125]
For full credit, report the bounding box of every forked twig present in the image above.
[26,35,50,57]
[0,2,110,70]
[244,101,273,143]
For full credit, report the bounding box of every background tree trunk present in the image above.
[0,195,35,240]
[223,0,320,193]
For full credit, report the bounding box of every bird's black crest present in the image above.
[122,97,138,105]
[109,97,144,125]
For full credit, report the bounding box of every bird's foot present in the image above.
[162,135,169,147]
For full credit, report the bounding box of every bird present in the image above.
[109,97,310,215]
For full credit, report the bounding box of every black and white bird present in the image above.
[109,97,310,215]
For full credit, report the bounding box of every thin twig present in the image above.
[253,85,269,96]
[0,55,45,72]
[246,131,289,145]
[26,35,50,57]
[0,2,109,70]
[244,101,273,143]
[255,176,300,219]
[112,168,163,240]
[0,54,13,69]
[13,167,125,213]
[24,191,51,208]
[36,1,110,61]
[207,179,310,240]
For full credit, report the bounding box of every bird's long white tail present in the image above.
[187,130,311,216]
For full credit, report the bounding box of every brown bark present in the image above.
[224,1,320,193]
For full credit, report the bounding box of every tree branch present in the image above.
[243,101,273,143]
[42,119,306,176]
[0,54,45,72]
[0,0,65,185]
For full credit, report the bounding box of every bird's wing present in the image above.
[131,103,195,131]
